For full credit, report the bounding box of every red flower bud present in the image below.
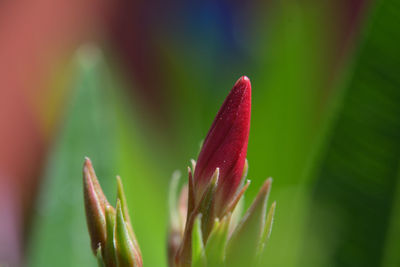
[194,76,251,216]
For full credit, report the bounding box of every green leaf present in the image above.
[382,164,400,267]
[27,46,119,267]
[301,0,400,266]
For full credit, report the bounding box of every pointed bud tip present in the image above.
[172,170,181,180]
[237,75,250,84]
[83,157,94,177]
[259,178,272,195]
[190,159,196,172]
[233,75,251,92]
[105,203,115,214]
[210,168,220,186]
[116,199,122,213]
[116,175,122,185]
[230,76,251,105]
[84,156,92,166]
[83,160,107,254]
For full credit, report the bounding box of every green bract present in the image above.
[168,163,276,267]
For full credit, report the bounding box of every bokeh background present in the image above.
[1,0,399,266]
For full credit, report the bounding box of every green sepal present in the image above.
[116,176,139,248]
[258,201,276,254]
[168,171,182,231]
[199,168,219,242]
[104,204,116,267]
[97,245,105,267]
[226,178,272,267]
[222,179,250,216]
[240,159,249,186]
[192,215,205,267]
[114,200,137,267]
[167,171,183,267]
[116,176,130,223]
[229,197,244,235]
[175,168,218,267]
[204,214,231,267]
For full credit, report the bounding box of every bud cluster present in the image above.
[83,76,276,267]
[83,158,142,267]
[168,77,276,267]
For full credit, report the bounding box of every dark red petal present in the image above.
[194,76,251,210]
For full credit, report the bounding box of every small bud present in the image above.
[83,158,142,267]
[83,157,108,253]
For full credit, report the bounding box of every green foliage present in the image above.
[27,47,119,267]
[27,47,168,266]
[301,0,400,266]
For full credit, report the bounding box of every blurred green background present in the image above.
[0,0,399,266]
